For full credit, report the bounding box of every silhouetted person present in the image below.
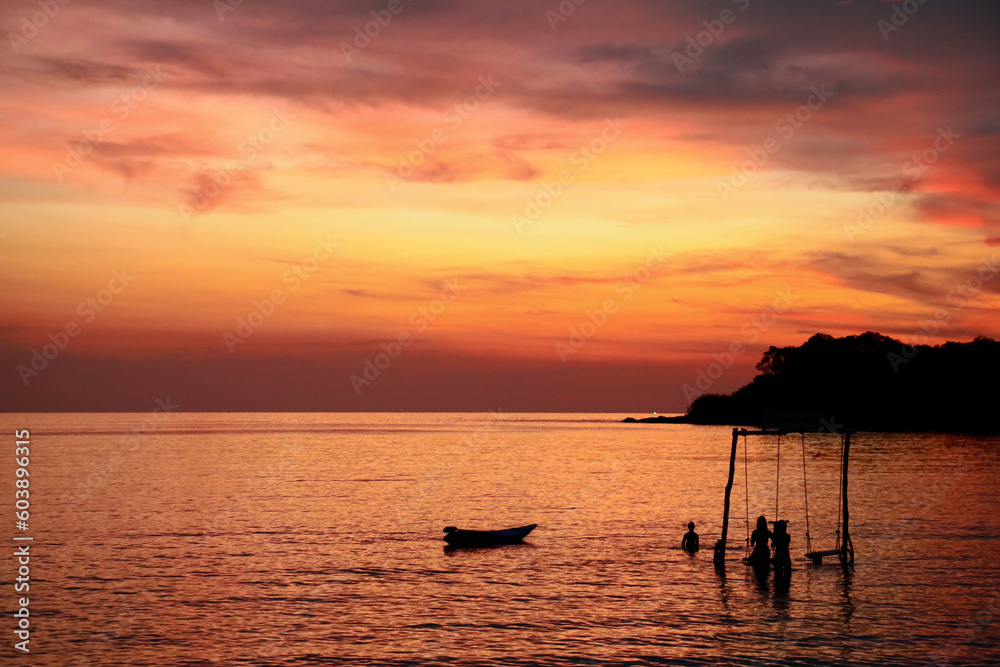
[772,520,791,579]
[682,522,699,552]
[748,515,772,570]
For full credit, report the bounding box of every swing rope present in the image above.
[774,433,781,522]
[835,432,845,551]
[801,432,813,555]
[743,433,750,558]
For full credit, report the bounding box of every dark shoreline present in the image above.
[623,332,1000,435]
[619,414,1000,435]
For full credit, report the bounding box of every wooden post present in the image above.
[715,428,739,567]
[839,430,853,564]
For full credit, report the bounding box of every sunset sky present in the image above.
[2,0,999,411]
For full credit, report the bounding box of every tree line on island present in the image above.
[627,332,1000,433]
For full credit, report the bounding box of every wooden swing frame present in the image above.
[713,426,855,568]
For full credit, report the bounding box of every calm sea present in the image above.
[2,412,999,666]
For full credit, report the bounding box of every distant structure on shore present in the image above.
[624,332,1000,433]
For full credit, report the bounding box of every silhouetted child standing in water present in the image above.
[682,522,699,552]
[772,520,791,578]
[748,515,772,570]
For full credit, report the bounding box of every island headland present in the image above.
[624,332,1000,433]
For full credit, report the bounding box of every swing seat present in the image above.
[805,549,841,563]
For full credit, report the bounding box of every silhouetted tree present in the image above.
[685,332,999,433]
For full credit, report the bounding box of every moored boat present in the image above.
[443,524,537,547]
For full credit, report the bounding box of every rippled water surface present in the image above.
[3,412,1000,666]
